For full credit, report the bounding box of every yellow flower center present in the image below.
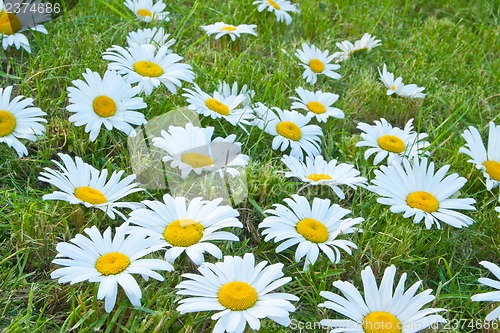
[306,101,326,114]
[221,25,236,31]
[74,186,108,205]
[137,8,152,18]
[309,59,325,73]
[92,96,117,118]
[181,152,214,168]
[95,252,131,276]
[218,281,258,311]
[205,98,230,116]
[296,218,329,243]
[406,191,439,213]
[276,121,302,141]
[0,11,21,35]
[377,134,405,153]
[267,0,281,10]
[483,160,500,181]
[163,219,204,247]
[362,311,401,333]
[391,85,397,91]
[307,173,332,182]
[0,110,16,137]
[133,60,164,77]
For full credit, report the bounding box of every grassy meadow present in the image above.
[1,0,500,332]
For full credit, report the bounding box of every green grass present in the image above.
[1,0,500,332]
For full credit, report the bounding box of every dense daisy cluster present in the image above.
[2,0,499,331]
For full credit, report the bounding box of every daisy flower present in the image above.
[332,33,381,63]
[253,0,299,25]
[217,81,254,107]
[201,22,257,41]
[281,155,367,199]
[368,157,476,229]
[331,40,355,63]
[318,265,447,332]
[260,195,363,271]
[0,85,46,157]
[51,223,173,313]
[0,0,49,53]
[152,123,249,179]
[128,194,242,265]
[290,87,344,122]
[66,69,147,141]
[353,33,381,52]
[295,43,341,85]
[126,27,175,50]
[471,261,500,321]
[38,153,144,220]
[182,83,253,131]
[176,253,299,332]
[103,44,194,96]
[254,103,323,161]
[459,122,500,191]
[356,118,430,165]
[124,0,170,23]
[379,64,426,98]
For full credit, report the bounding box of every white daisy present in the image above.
[0,0,48,53]
[471,261,500,321]
[259,195,363,271]
[281,155,367,199]
[368,157,476,229]
[356,118,430,165]
[379,64,426,98]
[217,81,254,108]
[176,253,299,332]
[459,122,500,191]
[201,22,257,41]
[152,123,249,179]
[253,0,299,25]
[295,43,341,85]
[0,85,46,157]
[124,0,170,23]
[319,265,447,332]
[126,27,175,50]
[51,222,173,313]
[38,153,144,220]
[290,87,344,122]
[353,33,381,52]
[66,69,147,141]
[332,33,381,63]
[128,194,242,265]
[182,83,253,131]
[103,44,194,96]
[331,40,355,63]
[254,103,323,161]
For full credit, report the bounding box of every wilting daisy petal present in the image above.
[253,0,299,25]
[38,153,144,220]
[254,102,323,161]
[379,64,426,98]
[295,43,341,85]
[0,85,46,157]
[176,253,299,332]
[459,122,500,191]
[126,27,175,50]
[368,157,476,229]
[319,265,447,332]
[152,123,249,179]
[356,118,430,165]
[0,1,49,53]
[201,22,257,41]
[103,44,194,96]
[66,69,147,141]
[471,261,500,321]
[290,87,344,122]
[281,155,366,199]
[51,222,173,313]
[128,194,242,265]
[124,0,170,22]
[259,194,363,271]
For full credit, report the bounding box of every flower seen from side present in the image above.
[201,22,257,41]
[379,64,426,98]
[126,27,175,50]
